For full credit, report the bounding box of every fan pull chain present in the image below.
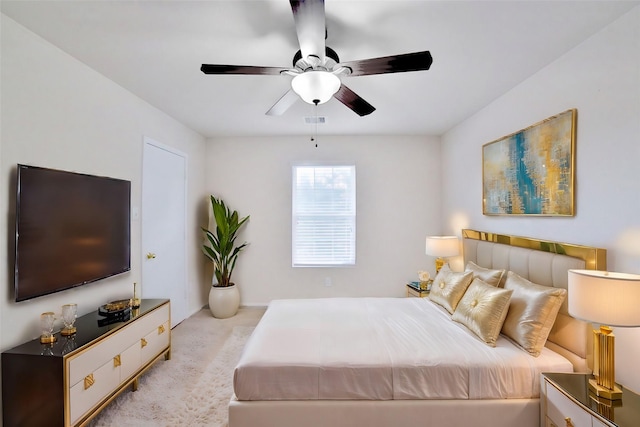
[312,100,319,148]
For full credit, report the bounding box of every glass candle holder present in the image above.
[40,312,57,344]
[61,303,77,336]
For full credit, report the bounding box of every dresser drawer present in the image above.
[545,381,592,427]
[69,356,120,425]
[141,321,170,365]
[120,340,142,383]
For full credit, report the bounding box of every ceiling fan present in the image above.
[200,0,433,117]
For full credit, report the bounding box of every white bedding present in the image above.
[233,297,572,401]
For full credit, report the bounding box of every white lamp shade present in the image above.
[291,71,341,105]
[568,269,640,327]
[425,236,459,257]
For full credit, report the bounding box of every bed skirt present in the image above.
[228,395,539,427]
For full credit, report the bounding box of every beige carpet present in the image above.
[88,307,265,427]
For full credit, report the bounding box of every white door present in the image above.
[142,137,187,327]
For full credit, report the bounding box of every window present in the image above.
[292,165,356,267]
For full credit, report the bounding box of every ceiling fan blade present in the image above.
[201,64,284,75]
[266,89,300,116]
[334,84,375,117]
[339,51,433,76]
[290,0,326,63]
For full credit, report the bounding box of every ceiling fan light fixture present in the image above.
[291,71,340,105]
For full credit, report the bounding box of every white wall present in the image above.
[441,7,640,392]
[0,15,208,352]
[204,135,441,305]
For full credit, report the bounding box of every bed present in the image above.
[229,229,606,427]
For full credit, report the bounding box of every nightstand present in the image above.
[541,372,640,427]
[406,282,430,298]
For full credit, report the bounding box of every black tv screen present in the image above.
[14,164,131,302]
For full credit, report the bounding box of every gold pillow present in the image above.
[452,278,513,346]
[501,271,567,356]
[464,261,505,287]
[428,264,474,314]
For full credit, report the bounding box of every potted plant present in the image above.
[202,195,249,318]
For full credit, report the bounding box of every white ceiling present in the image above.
[2,1,637,138]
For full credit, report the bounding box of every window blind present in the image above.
[292,165,356,267]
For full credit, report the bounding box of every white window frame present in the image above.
[292,164,356,267]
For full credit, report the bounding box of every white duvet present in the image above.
[233,297,572,401]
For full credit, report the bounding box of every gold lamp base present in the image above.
[435,257,445,273]
[591,325,622,401]
[589,378,623,400]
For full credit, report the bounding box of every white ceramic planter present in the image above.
[208,284,240,319]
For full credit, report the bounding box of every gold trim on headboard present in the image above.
[461,229,606,270]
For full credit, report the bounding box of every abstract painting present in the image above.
[483,109,575,216]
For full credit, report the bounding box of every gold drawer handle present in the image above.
[141,338,148,348]
[113,354,121,367]
[84,374,95,390]
[565,417,573,427]
[158,324,165,334]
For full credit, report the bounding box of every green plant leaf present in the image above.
[203,195,249,287]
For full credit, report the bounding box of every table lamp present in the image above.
[568,269,640,400]
[425,236,459,273]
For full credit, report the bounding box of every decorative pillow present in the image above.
[464,261,505,287]
[428,264,474,314]
[501,271,567,356]
[452,278,513,346]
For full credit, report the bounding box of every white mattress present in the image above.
[233,298,572,401]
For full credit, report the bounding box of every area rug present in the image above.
[164,326,253,426]
[88,307,261,427]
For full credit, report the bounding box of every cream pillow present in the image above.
[501,271,567,356]
[428,264,474,314]
[452,278,513,346]
[464,261,505,287]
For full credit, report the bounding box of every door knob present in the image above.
[146,252,156,259]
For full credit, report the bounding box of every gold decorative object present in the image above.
[104,299,131,312]
[61,303,77,336]
[568,269,640,400]
[132,282,141,308]
[39,312,57,344]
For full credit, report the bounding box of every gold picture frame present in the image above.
[482,109,576,216]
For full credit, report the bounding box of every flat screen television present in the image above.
[14,164,131,302]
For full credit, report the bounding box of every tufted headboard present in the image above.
[462,229,607,372]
